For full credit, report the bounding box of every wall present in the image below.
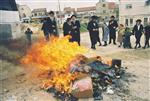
[119,0,150,27]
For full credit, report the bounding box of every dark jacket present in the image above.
[25,30,33,36]
[87,21,99,44]
[133,24,144,37]
[41,18,58,36]
[63,22,72,36]
[70,20,80,42]
[108,20,118,37]
[49,18,58,35]
[41,20,51,35]
[145,25,150,35]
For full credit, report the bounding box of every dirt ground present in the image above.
[0,30,150,101]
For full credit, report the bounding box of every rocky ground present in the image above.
[0,30,150,101]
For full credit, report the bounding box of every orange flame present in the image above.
[21,36,86,92]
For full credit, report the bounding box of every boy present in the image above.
[25,28,33,45]
[123,27,132,49]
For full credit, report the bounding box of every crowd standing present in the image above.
[27,11,150,50]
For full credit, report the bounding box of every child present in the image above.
[117,24,125,47]
[102,21,109,46]
[25,28,33,45]
[123,27,132,49]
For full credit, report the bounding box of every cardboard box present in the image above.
[71,76,93,98]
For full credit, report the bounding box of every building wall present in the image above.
[32,11,46,17]
[96,2,117,20]
[119,0,150,27]
[18,5,32,18]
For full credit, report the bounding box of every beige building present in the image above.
[32,8,47,17]
[119,0,150,27]
[96,0,118,20]
[18,5,32,18]
[76,6,96,23]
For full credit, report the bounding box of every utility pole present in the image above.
[58,0,62,24]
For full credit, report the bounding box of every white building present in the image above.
[96,0,118,21]
[76,6,96,23]
[32,8,47,17]
[18,5,32,18]
[119,0,150,27]
[0,0,21,40]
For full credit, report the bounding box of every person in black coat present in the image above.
[133,19,144,49]
[108,16,118,45]
[41,17,51,41]
[87,16,100,50]
[70,15,81,46]
[63,18,72,36]
[48,11,59,37]
[143,22,150,49]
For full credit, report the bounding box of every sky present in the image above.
[16,0,119,11]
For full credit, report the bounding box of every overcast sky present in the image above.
[16,0,119,11]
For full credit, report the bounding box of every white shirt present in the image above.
[137,25,140,30]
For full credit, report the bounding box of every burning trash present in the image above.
[21,36,128,101]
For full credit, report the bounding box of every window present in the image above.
[126,4,132,9]
[103,10,106,13]
[23,13,26,17]
[125,19,128,26]
[103,4,106,7]
[144,18,148,25]
[130,19,133,26]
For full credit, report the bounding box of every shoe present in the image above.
[114,43,117,45]
[91,46,96,50]
[138,46,141,48]
[118,45,121,47]
[99,43,102,46]
[103,44,107,46]
[134,45,137,49]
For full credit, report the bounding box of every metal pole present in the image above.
[58,0,62,24]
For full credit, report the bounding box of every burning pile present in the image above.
[21,36,127,101]
[21,36,86,92]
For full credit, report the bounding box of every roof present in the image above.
[77,6,96,12]
[0,0,18,11]
[32,8,47,13]
[64,7,75,13]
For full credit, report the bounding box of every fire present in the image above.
[21,36,86,92]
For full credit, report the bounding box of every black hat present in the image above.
[136,19,142,22]
[71,15,77,18]
[49,11,54,15]
[66,18,71,22]
[110,15,115,18]
[91,16,98,20]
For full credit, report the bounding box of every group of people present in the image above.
[25,11,150,50]
[117,19,150,49]
[87,15,150,49]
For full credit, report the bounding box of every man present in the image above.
[143,22,150,49]
[108,16,118,45]
[63,18,72,36]
[41,17,51,41]
[48,11,59,37]
[87,16,99,50]
[133,19,144,49]
[70,15,81,46]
